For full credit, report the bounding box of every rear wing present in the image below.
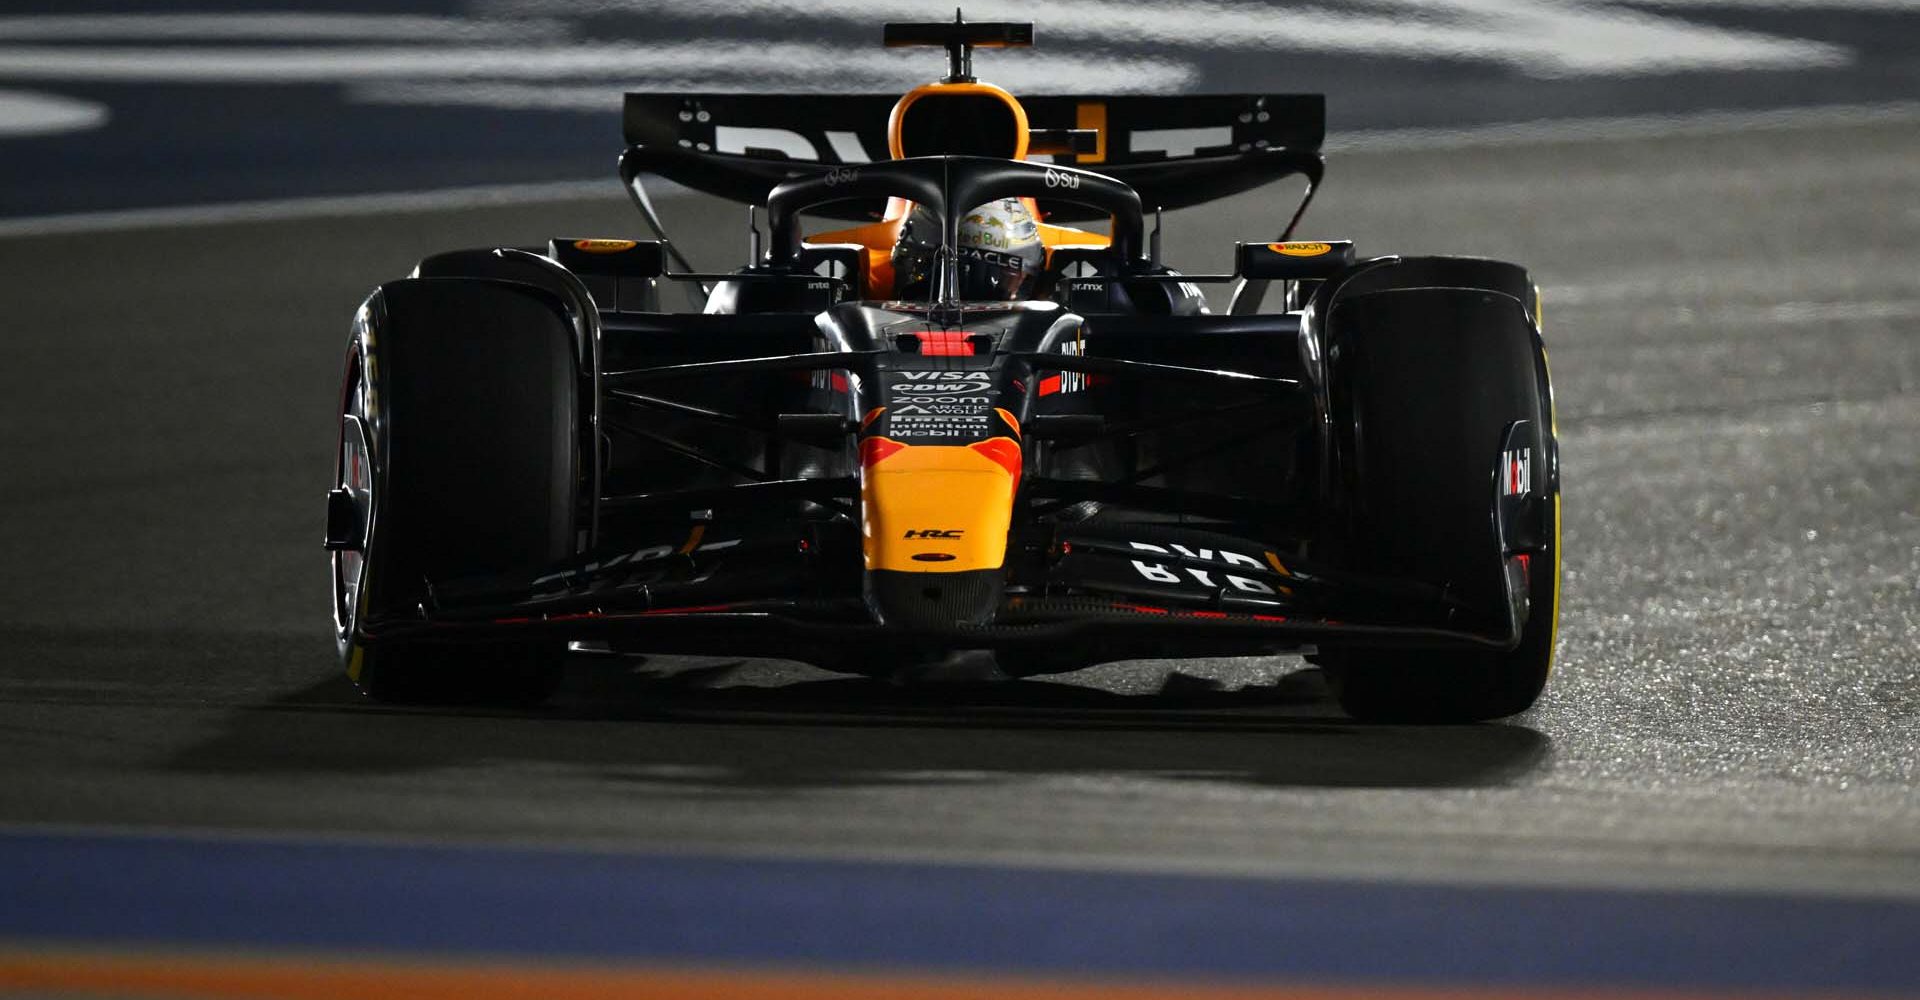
[621,93,1324,221]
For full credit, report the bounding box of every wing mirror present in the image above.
[1236,240,1354,280]
[550,238,667,278]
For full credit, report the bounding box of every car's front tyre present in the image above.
[331,278,579,706]
[1318,282,1559,723]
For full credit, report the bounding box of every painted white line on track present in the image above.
[1,99,1912,239]
[1325,99,1920,152]
[1631,0,1920,8]
[349,56,1192,109]
[0,42,891,82]
[0,88,107,138]
[479,0,1852,75]
[0,41,1190,91]
[0,179,626,239]
[0,13,568,42]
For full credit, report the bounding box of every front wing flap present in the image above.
[363,517,1523,666]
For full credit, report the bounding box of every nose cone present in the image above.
[866,566,1005,630]
[860,437,1021,627]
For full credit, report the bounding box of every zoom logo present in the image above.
[1043,168,1080,190]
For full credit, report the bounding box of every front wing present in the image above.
[362,486,1534,672]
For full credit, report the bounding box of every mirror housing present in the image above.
[1236,240,1354,280]
[549,238,666,278]
[548,238,666,312]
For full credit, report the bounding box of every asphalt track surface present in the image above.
[2,103,1918,994]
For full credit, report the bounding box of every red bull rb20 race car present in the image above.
[326,17,1560,721]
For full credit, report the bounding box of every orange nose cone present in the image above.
[860,436,1022,629]
[860,438,1021,574]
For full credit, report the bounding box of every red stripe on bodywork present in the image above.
[967,437,1023,480]
[912,331,976,356]
[1111,605,1294,624]
[861,437,908,468]
[968,437,1024,496]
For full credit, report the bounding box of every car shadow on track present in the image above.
[164,654,1552,791]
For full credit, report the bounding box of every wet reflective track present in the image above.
[1,3,1918,997]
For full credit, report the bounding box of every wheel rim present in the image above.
[332,349,375,647]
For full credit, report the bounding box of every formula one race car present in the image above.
[326,16,1560,721]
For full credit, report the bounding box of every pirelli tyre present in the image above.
[331,278,579,705]
[1320,282,1559,722]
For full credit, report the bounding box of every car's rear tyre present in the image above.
[1319,285,1559,723]
[332,278,579,706]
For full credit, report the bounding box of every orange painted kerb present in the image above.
[0,950,1879,1000]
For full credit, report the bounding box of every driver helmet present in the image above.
[891,198,1043,301]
